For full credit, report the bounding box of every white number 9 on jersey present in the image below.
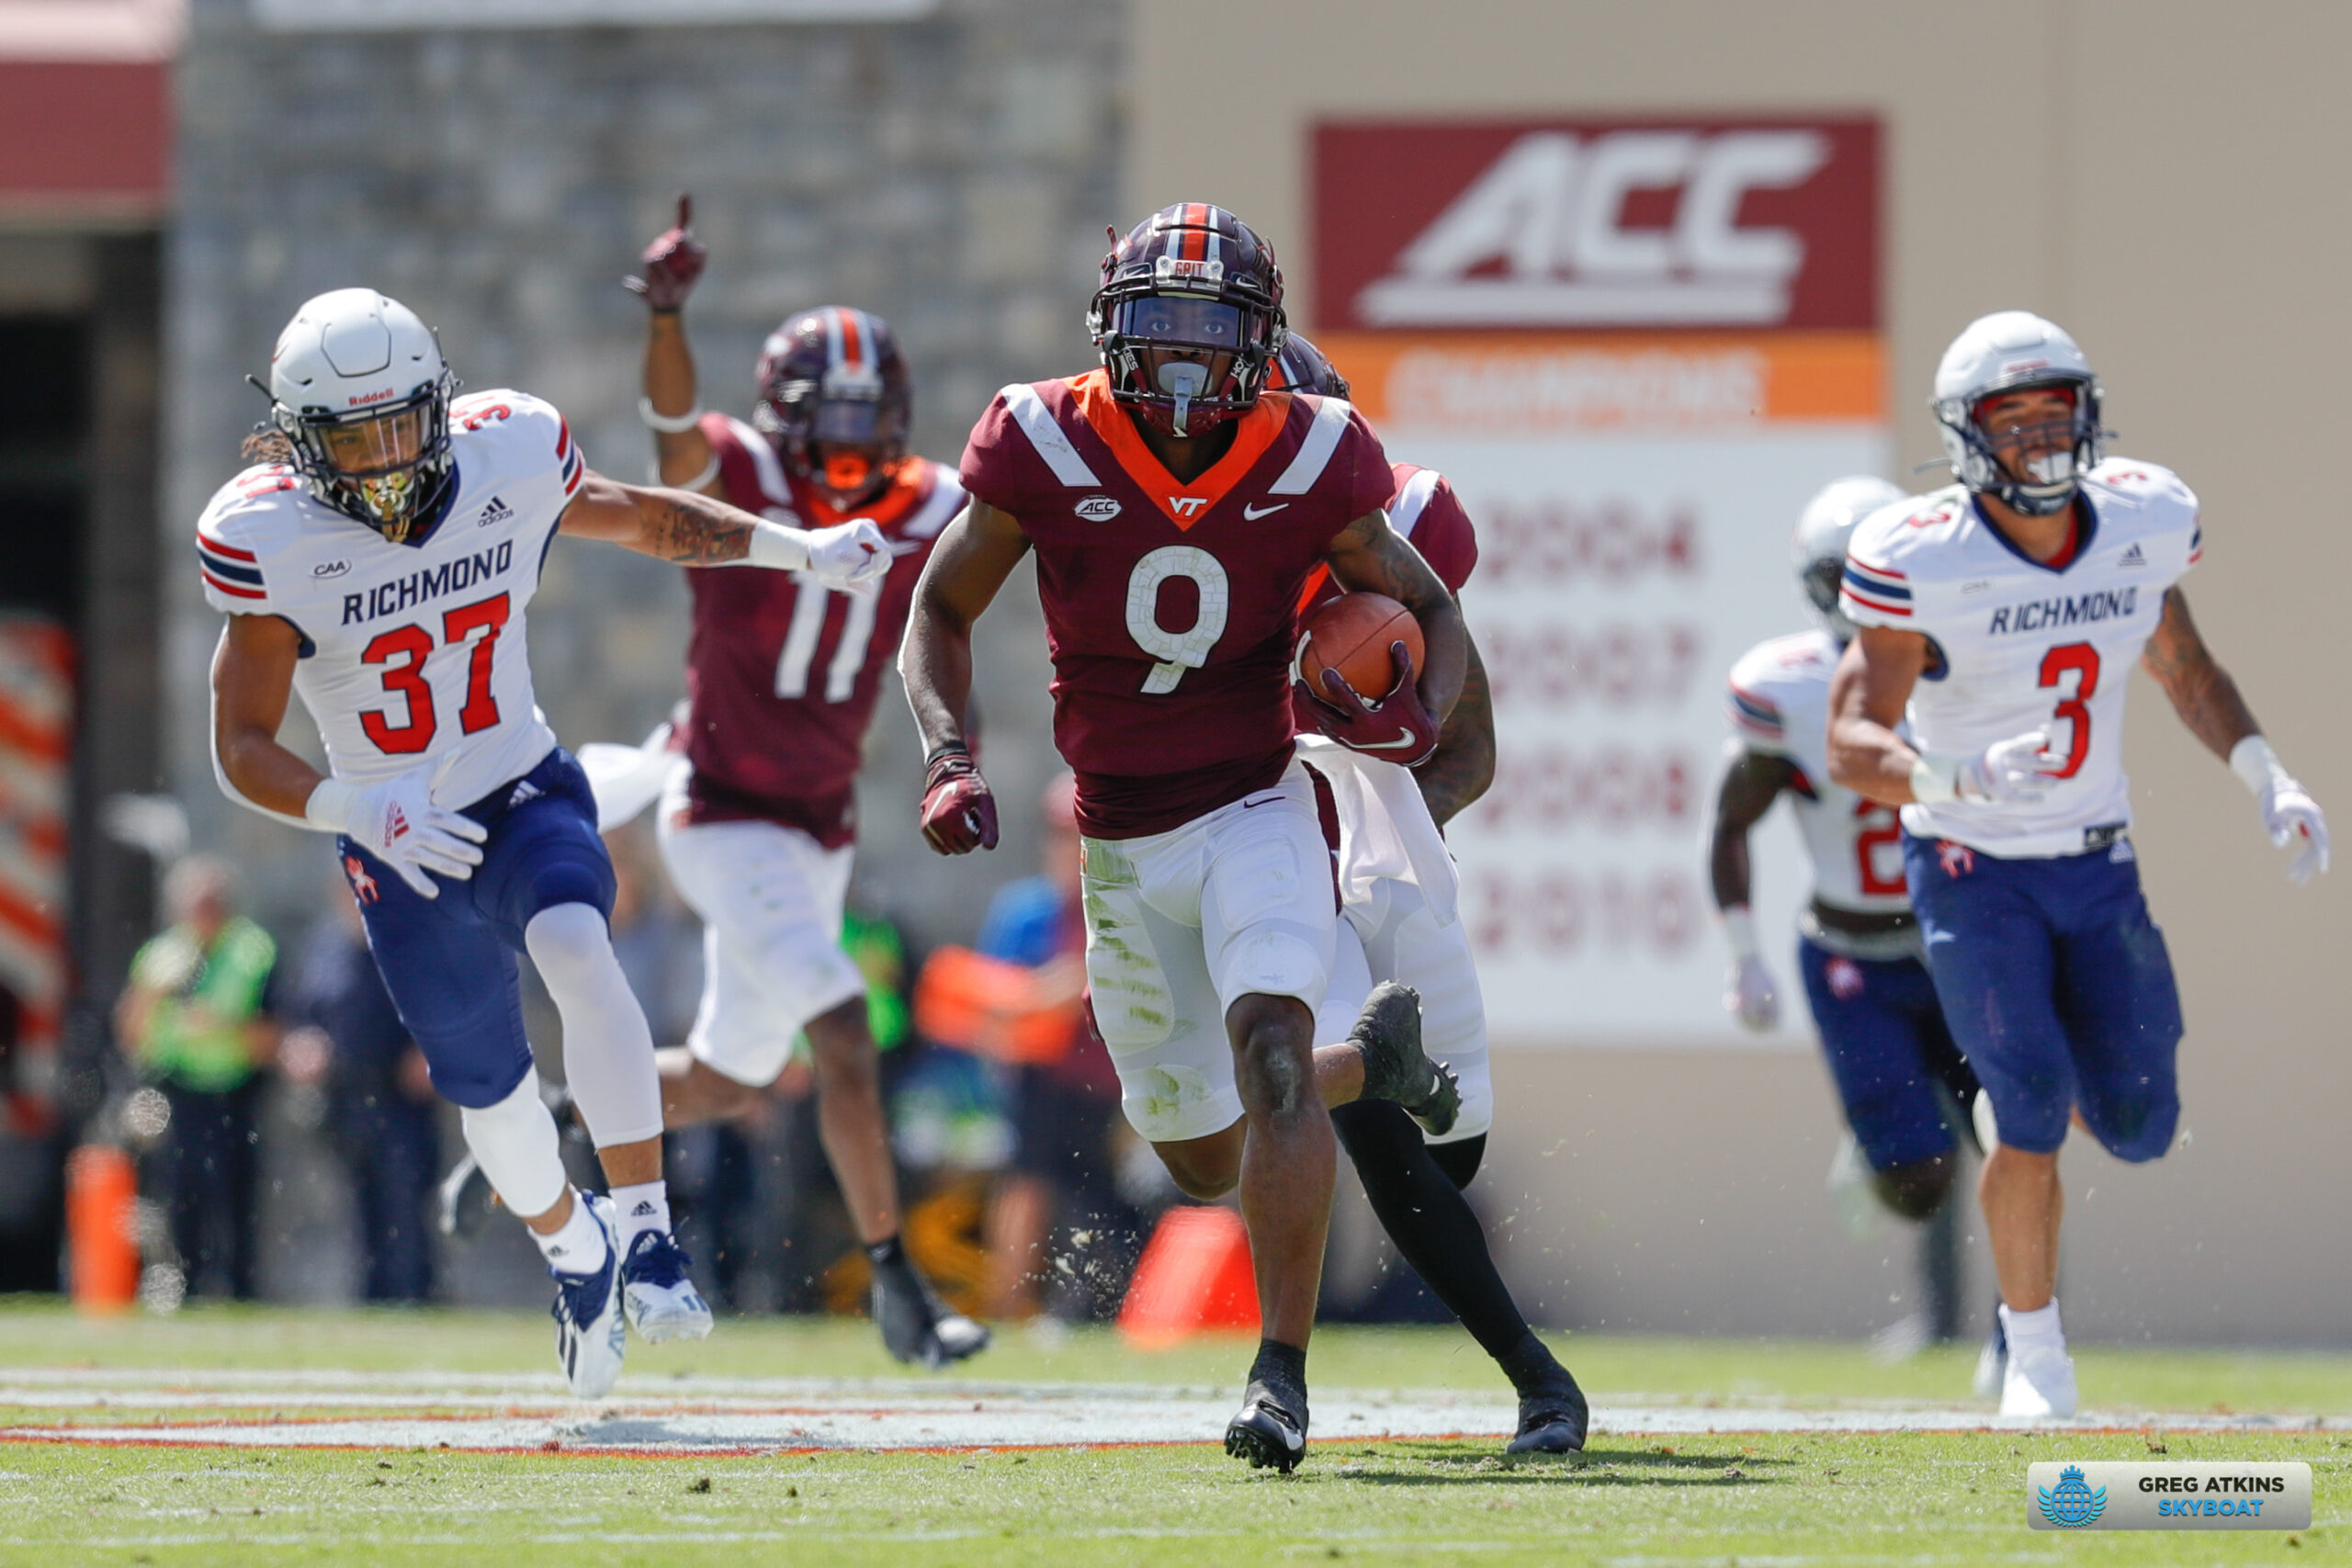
[1125,545,1230,694]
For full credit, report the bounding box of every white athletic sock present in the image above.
[2000,1299,2064,1348]
[609,1180,672,1254]
[458,1069,568,1221]
[534,1190,610,1274]
[524,903,664,1149]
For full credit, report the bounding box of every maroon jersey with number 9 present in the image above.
[959,368,1393,839]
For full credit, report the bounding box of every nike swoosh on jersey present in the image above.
[1241,502,1289,520]
[1356,730,1420,750]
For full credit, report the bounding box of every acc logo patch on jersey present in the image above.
[1074,495,1123,521]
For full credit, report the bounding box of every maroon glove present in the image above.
[1296,642,1441,767]
[920,744,1000,854]
[623,194,707,311]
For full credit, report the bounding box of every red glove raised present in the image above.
[920,744,1000,854]
[623,194,707,312]
[1296,642,1440,767]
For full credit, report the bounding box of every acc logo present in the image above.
[1074,495,1123,522]
[2038,1465,2107,1529]
[311,559,351,580]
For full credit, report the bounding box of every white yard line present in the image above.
[1,1374,2342,1452]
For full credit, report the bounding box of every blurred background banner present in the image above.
[249,0,940,30]
[1314,117,1888,1042]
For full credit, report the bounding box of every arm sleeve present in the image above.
[1724,675,1794,760]
[956,394,1035,516]
[1837,522,1917,630]
[1336,405,1396,525]
[196,484,281,615]
[1408,473,1480,594]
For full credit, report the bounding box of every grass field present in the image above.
[1,1301,2346,1565]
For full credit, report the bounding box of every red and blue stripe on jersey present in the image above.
[556,419,583,496]
[198,531,265,600]
[1726,682,1784,742]
[1841,557,1911,617]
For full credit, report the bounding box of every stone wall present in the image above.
[164,0,1125,947]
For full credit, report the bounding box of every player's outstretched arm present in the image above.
[1412,630,1494,827]
[901,500,1031,854]
[625,195,721,495]
[2142,587,2330,881]
[211,611,325,821]
[558,470,886,588]
[1323,508,1469,723]
[1708,746,1797,1032]
[1826,627,1932,806]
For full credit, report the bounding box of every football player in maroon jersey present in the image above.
[622,197,984,1367]
[902,204,1467,1470]
[1269,335,1586,1453]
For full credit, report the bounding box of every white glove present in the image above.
[1914,728,2054,807]
[1724,955,1780,1032]
[1718,908,1779,1031]
[306,769,488,898]
[2233,736,2331,885]
[805,518,890,593]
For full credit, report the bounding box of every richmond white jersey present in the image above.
[197,389,581,810]
[1725,629,1909,916]
[1840,461,2201,858]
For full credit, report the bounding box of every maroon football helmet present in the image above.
[1265,332,1351,400]
[752,305,911,508]
[1089,202,1286,438]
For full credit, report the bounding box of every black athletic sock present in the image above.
[865,1235,906,1269]
[1249,1338,1308,1401]
[1331,1098,1539,1374]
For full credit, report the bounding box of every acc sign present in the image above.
[1316,118,1877,332]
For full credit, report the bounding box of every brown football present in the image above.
[1296,591,1424,704]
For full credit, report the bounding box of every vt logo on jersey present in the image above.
[1169,496,1208,518]
[341,540,515,626]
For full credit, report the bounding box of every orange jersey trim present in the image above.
[1295,564,1334,615]
[1071,368,1294,531]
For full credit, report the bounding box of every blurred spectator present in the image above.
[280,886,438,1304]
[0,978,65,1292]
[920,774,1141,1322]
[113,857,279,1300]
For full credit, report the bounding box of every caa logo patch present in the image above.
[1074,495,1123,522]
[311,559,351,580]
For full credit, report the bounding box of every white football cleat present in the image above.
[619,1227,714,1344]
[549,1192,627,1398]
[2000,1337,2078,1419]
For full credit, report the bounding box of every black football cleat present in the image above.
[1506,1371,1589,1454]
[1349,981,1461,1137]
[871,1251,990,1370]
[1225,1379,1309,1472]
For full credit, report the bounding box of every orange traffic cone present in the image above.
[66,1145,140,1314]
[1117,1204,1260,1348]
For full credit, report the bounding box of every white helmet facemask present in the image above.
[265,288,458,545]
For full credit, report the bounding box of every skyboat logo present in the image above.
[2039,1465,2106,1529]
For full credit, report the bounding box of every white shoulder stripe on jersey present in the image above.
[1267,394,1354,496]
[727,415,793,511]
[1001,384,1100,486]
[903,470,967,540]
[1389,467,1441,538]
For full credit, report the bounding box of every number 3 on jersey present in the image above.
[1126,546,1229,694]
[2038,641,2098,779]
[359,592,510,754]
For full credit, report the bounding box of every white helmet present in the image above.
[1792,475,1907,641]
[1931,310,2104,518]
[266,288,456,543]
